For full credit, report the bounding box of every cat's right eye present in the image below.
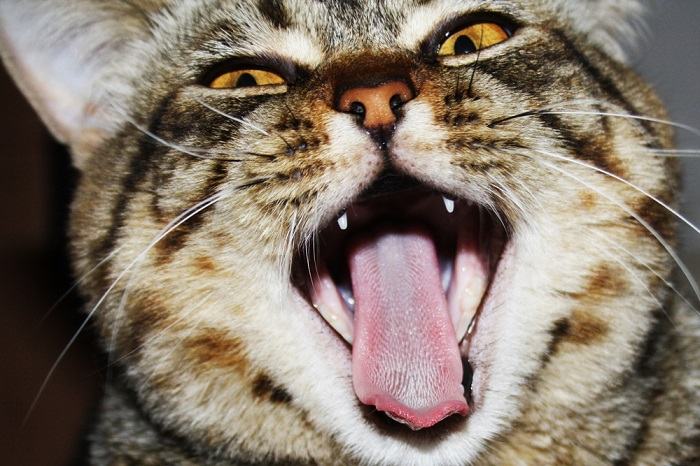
[207,68,286,90]
[437,22,512,57]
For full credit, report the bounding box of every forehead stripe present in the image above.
[259,0,291,29]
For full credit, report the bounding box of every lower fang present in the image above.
[443,197,455,213]
[314,302,354,343]
[338,212,348,230]
[467,315,477,335]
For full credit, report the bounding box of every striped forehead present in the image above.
[179,0,527,66]
[281,0,520,49]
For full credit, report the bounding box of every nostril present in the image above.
[389,94,404,111]
[336,79,415,129]
[349,101,366,117]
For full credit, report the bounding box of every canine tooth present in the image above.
[467,315,477,335]
[443,196,455,214]
[453,276,488,340]
[338,284,356,310]
[337,211,348,230]
[314,302,354,344]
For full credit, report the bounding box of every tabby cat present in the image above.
[1,0,699,464]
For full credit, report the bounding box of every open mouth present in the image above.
[293,173,506,430]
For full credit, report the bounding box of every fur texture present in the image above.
[1,1,698,465]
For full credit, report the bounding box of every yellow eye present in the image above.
[208,69,286,89]
[437,22,511,57]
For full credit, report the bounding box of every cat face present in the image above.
[1,0,679,464]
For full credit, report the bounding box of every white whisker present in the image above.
[488,173,531,221]
[533,148,700,242]
[642,148,700,158]
[193,97,271,137]
[38,246,124,326]
[486,187,509,232]
[125,117,229,160]
[530,157,700,308]
[285,210,299,279]
[23,191,227,426]
[593,230,700,317]
[538,110,700,139]
[596,237,678,329]
[106,190,230,363]
[110,292,214,367]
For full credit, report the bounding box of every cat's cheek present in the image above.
[122,294,342,463]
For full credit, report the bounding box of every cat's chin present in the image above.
[291,172,507,431]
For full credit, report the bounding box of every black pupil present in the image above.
[454,35,477,55]
[236,73,257,87]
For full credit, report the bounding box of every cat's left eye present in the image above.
[437,22,511,56]
[208,68,286,89]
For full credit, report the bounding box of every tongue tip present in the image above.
[369,395,469,430]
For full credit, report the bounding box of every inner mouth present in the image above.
[292,174,506,430]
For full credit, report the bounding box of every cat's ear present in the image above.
[0,0,152,168]
[555,0,646,61]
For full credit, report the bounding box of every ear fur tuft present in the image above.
[0,0,159,168]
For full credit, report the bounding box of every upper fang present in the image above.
[338,211,348,230]
[443,196,455,214]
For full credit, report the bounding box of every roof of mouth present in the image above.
[356,169,425,203]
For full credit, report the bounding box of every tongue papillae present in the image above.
[348,225,469,430]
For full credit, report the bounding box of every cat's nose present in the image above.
[337,80,415,130]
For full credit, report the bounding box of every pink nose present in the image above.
[337,80,415,129]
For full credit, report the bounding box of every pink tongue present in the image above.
[348,225,468,430]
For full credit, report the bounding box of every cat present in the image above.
[1,0,699,464]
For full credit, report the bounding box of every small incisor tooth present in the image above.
[443,196,455,214]
[337,211,348,230]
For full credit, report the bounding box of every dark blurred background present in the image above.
[0,68,99,464]
[1,3,699,465]
[0,68,101,466]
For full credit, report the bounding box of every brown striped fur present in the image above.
[1,0,698,465]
